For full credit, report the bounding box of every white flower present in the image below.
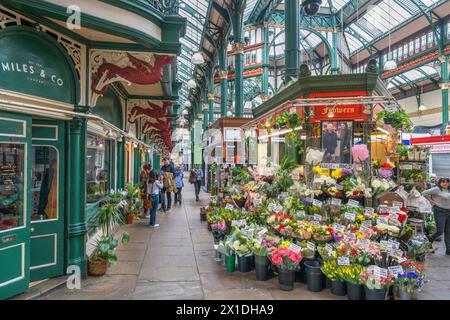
[306,148,324,166]
[381,180,390,190]
[371,179,382,189]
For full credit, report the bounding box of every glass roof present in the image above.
[177,0,208,106]
[387,66,440,90]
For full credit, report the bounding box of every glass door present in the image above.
[29,120,65,281]
[0,112,31,300]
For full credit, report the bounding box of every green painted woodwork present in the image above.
[31,126,57,140]
[262,24,269,97]
[67,116,88,278]
[253,72,379,118]
[0,118,25,136]
[93,89,123,128]
[133,149,140,184]
[0,111,31,300]
[117,140,125,189]
[219,43,228,118]
[442,56,449,133]
[284,0,300,83]
[30,120,65,281]
[0,26,79,104]
[234,52,244,117]
[152,153,161,171]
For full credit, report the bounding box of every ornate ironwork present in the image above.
[145,0,179,15]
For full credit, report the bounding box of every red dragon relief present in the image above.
[128,101,172,124]
[92,53,173,95]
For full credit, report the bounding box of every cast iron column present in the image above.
[440,55,449,133]
[68,115,87,277]
[117,138,125,189]
[284,0,300,83]
[262,22,270,100]
[219,44,229,117]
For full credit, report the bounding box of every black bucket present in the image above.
[304,260,324,292]
[326,277,332,289]
[237,255,253,273]
[347,282,364,300]
[278,269,295,291]
[331,280,347,296]
[296,258,315,283]
[254,255,270,281]
[364,286,387,300]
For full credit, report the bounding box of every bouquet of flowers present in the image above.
[321,259,340,281]
[395,271,425,293]
[231,233,253,257]
[378,162,395,179]
[312,225,334,241]
[268,247,303,271]
[305,148,325,166]
[338,264,366,285]
[362,265,395,290]
[211,222,228,244]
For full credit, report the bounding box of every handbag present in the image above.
[144,185,153,210]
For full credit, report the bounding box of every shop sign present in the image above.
[0,28,77,103]
[430,144,450,153]
[308,91,367,122]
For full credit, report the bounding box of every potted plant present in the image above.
[361,265,395,300]
[269,246,303,291]
[124,184,142,224]
[249,235,278,281]
[231,232,253,272]
[88,233,129,276]
[340,264,366,300]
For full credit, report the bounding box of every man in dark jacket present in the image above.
[323,123,338,162]
[160,157,175,212]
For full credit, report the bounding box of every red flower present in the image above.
[279,225,285,230]
[326,227,334,233]
[351,227,358,232]
[400,207,408,213]
[398,213,407,223]
[379,212,389,216]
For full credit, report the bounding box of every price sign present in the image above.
[226,204,234,210]
[388,239,400,250]
[307,241,316,251]
[347,199,360,208]
[364,207,374,217]
[388,266,404,276]
[231,219,247,227]
[289,243,302,253]
[253,198,262,206]
[335,184,344,191]
[331,198,342,206]
[389,213,399,223]
[297,210,306,216]
[312,199,323,208]
[274,204,283,213]
[390,206,400,213]
[374,266,388,278]
[280,192,289,198]
[344,233,356,242]
[312,214,323,222]
[333,223,346,233]
[326,244,334,253]
[380,240,392,250]
[357,238,370,247]
[337,257,350,266]
[292,173,300,180]
[377,216,389,225]
[344,213,356,221]
[268,203,277,212]
[258,228,268,239]
[361,220,372,228]
[311,221,320,226]
[393,201,403,208]
[378,205,389,213]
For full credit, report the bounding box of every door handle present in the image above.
[30,227,35,233]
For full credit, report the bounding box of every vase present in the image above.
[225,255,236,272]
[304,260,324,292]
[278,269,296,291]
[346,282,364,300]
[399,287,413,300]
[254,255,271,281]
[331,280,347,296]
[237,255,253,273]
[364,285,387,300]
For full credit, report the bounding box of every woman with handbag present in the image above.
[147,170,163,228]
[140,163,151,218]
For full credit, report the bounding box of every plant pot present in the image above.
[419,151,428,161]
[88,258,108,276]
[126,215,134,224]
[399,287,413,300]
[326,277,332,289]
[237,255,253,273]
[331,280,347,296]
[234,198,245,208]
[414,150,421,161]
[225,255,236,272]
[296,258,314,283]
[304,260,324,292]
[346,282,364,300]
[407,151,415,161]
[278,269,296,291]
[364,285,387,300]
[254,255,270,281]
[207,222,212,232]
[200,208,207,221]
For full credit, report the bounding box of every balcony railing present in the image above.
[145,0,179,15]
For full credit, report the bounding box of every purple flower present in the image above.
[379,168,393,178]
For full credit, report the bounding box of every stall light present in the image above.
[327,110,335,118]
[258,126,303,140]
[133,142,138,148]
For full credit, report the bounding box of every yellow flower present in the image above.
[356,215,364,222]
[314,166,330,176]
[331,169,343,180]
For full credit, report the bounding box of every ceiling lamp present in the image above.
[384,0,397,72]
[384,60,397,71]
[192,52,204,65]
[187,79,197,89]
[183,100,191,108]
[226,110,233,117]
[327,109,335,118]
[182,109,189,116]
[418,104,427,112]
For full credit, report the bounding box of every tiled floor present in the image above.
[39,181,450,300]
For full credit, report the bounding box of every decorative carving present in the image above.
[218,69,228,80]
[202,103,209,110]
[300,64,311,77]
[366,59,378,73]
[207,93,214,101]
[232,42,245,54]
[261,95,270,102]
[128,100,173,123]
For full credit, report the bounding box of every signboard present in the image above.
[224,128,242,142]
[308,91,368,122]
[0,27,77,103]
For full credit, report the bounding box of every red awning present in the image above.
[410,135,450,145]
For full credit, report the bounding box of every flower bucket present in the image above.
[399,287,413,300]
[326,277,332,289]
[254,255,270,281]
[419,150,428,161]
[225,255,236,272]
[364,286,387,300]
[346,282,364,300]
[296,258,314,283]
[305,260,324,292]
[237,255,253,273]
[278,269,296,291]
[331,280,347,296]
[234,198,245,208]
[407,151,415,161]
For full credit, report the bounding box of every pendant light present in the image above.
[183,100,191,108]
[418,86,427,111]
[384,0,397,71]
[187,79,197,89]
[191,0,204,65]
[182,108,189,115]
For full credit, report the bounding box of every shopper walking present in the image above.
[147,170,163,228]
[423,177,450,255]
[139,163,151,218]
[174,165,184,205]
[192,164,203,201]
[161,157,175,212]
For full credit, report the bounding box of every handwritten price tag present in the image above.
[347,199,360,208]
[313,199,323,208]
[357,238,370,247]
[226,204,234,210]
[364,207,374,217]
[331,198,342,206]
[388,266,404,276]
[361,220,372,228]
[344,213,356,221]
[297,210,306,216]
[231,219,247,227]
[333,223,346,233]
[289,243,302,253]
[326,244,334,253]
[307,241,316,251]
[388,239,400,250]
[258,228,268,239]
[380,240,392,249]
[312,214,323,222]
[292,173,300,180]
[253,199,262,206]
[374,266,388,278]
[337,257,350,266]
[335,184,344,191]
[377,216,389,225]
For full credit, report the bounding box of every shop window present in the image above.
[415,38,420,53]
[0,143,25,231]
[86,134,108,203]
[427,31,434,47]
[31,146,58,221]
[421,34,427,50]
[408,41,414,55]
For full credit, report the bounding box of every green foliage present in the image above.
[376,108,413,132]
[90,202,125,237]
[92,232,130,266]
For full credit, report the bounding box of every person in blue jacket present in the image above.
[174,165,184,205]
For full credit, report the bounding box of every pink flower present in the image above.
[352,144,369,162]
